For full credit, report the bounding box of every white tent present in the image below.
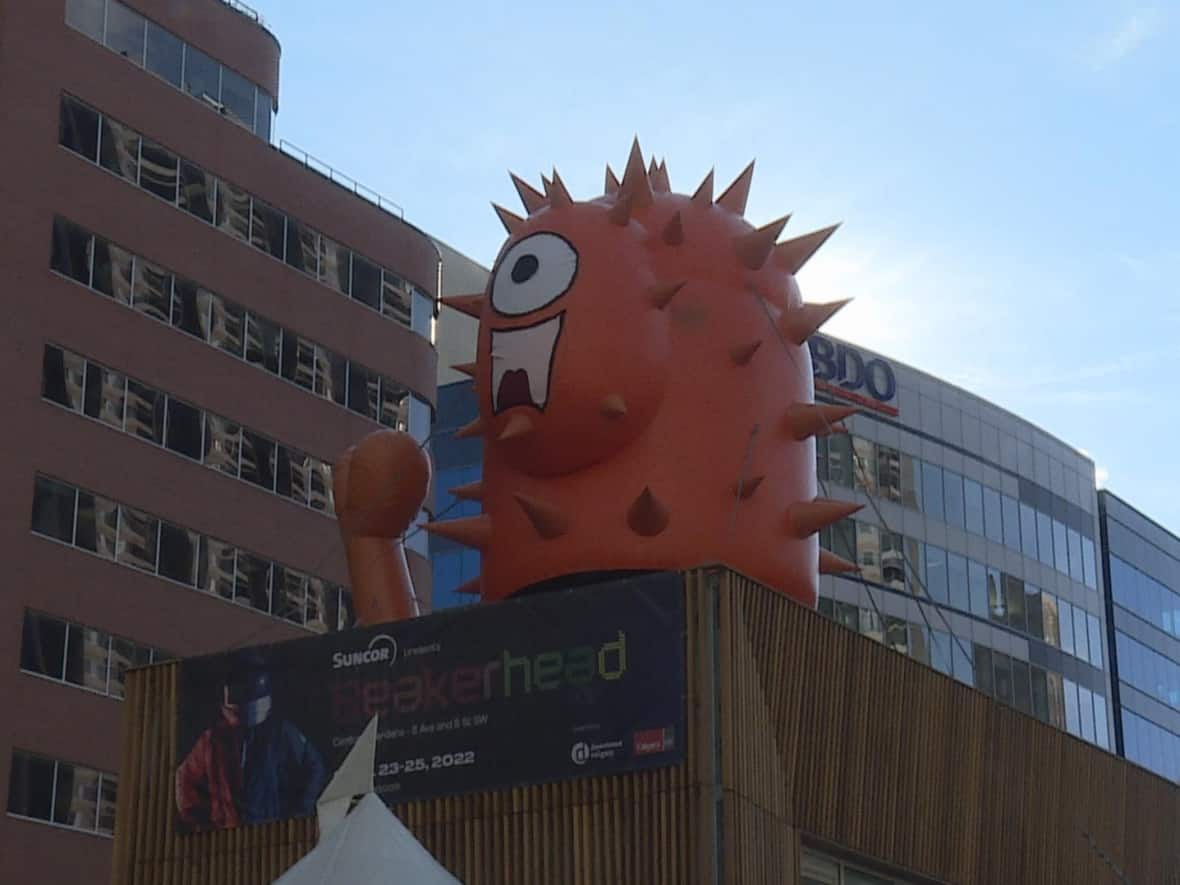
[273,792,459,885]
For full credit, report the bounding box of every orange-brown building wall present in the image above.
[0,2,438,882]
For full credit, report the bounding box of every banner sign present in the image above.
[174,572,686,833]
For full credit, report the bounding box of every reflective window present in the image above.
[164,397,203,459]
[220,66,256,127]
[348,362,380,421]
[1041,592,1060,647]
[884,615,909,655]
[1011,659,1032,714]
[179,161,216,223]
[1019,503,1038,561]
[1067,528,1084,583]
[1030,666,1050,722]
[987,566,1006,624]
[83,363,125,429]
[138,140,179,203]
[973,644,994,695]
[982,487,1003,544]
[1082,537,1097,590]
[74,491,118,558]
[255,91,274,142]
[1087,613,1103,669]
[59,96,100,160]
[234,552,271,612]
[52,217,92,284]
[98,116,140,182]
[1053,520,1070,575]
[184,46,220,102]
[132,258,172,323]
[245,313,282,373]
[880,531,906,591]
[963,478,983,535]
[65,0,105,41]
[1046,671,1066,728]
[1001,495,1021,551]
[967,559,989,618]
[381,379,409,429]
[947,552,969,612]
[91,238,135,304]
[170,280,210,339]
[351,254,383,311]
[42,346,86,411]
[924,544,948,604]
[240,431,276,491]
[250,198,286,259]
[907,623,930,665]
[273,567,307,625]
[1072,606,1089,663]
[943,470,965,529]
[993,651,1014,705]
[900,453,921,509]
[104,1,145,64]
[125,380,164,443]
[21,611,68,680]
[1004,574,1026,633]
[210,294,245,358]
[198,537,236,600]
[145,22,183,87]
[1092,694,1110,751]
[931,630,952,675]
[216,179,252,242]
[951,634,973,686]
[7,751,117,836]
[319,236,351,294]
[1036,511,1054,567]
[859,609,883,643]
[7,752,56,824]
[1078,686,1095,743]
[204,414,242,476]
[1024,584,1043,639]
[285,219,319,275]
[117,505,158,571]
[1058,601,1075,656]
[32,477,76,543]
[920,462,943,520]
[158,521,198,585]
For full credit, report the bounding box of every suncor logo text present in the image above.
[332,634,398,670]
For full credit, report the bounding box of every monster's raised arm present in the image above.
[333,431,430,625]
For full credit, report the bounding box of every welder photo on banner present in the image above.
[175,650,327,832]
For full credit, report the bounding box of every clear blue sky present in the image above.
[251,0,1179,533]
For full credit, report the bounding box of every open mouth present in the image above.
[491,314,563,413]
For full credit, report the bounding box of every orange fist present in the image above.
[333,430,431,541]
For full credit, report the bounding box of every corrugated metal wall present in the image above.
[112,569,1180,884]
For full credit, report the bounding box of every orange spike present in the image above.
[786,498,863,539]
[513,493,569,540]
[655,160,671,192]
[601,394,628,418]
[547,170,573,208]
[510,173,546,214]
[783,403,858,440]
[730,340,762,366]
[780,299,851,345]
[605,165,620,195]
[440,293,485,319]
[692,169,715,205]
[541,174,552,192]
[454,576,482,595]
[662,211,684,246]
[451,361,477,378]
[648,157,660,177]
[608,193,633,227]
[449,481,484,501]
[734,215,791,270]
[454,417,484,439]
[774,224,840,274]
[716,161,755,215]
[820,550,859,575]
[732,475,765,500]
[619,138,653,208]
[492,203,524,234]
[423,515,491,550]
[498,412,534,441]
[628,487,670,537]
[648,280,687,310]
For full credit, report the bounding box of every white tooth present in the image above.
[490,316,562,411]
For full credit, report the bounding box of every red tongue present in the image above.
[496,370,533,410]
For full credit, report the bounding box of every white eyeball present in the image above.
[490,233,578,316]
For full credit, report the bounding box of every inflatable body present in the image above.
[334,142,861,625]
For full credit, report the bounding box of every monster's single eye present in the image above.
[491,233,578,316]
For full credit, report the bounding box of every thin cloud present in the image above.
[1091,9,1163,69]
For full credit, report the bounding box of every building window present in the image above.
[29,474,352,634]
[65,0,105,41]
[103,1,146,64]
[7,750,117,837]
[801,847,924,883]
[98,116,140,183]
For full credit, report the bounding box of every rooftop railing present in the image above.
[279,140,406,219]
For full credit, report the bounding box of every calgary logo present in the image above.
[332,634,398,670]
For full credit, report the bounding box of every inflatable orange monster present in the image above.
[335,141,862,625]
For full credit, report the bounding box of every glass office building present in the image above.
[1100,491,1180,783]
[431,333,1115,751]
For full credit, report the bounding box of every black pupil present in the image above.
[511,254,539,283]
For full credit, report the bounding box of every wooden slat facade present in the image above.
[112,569,1180,884]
